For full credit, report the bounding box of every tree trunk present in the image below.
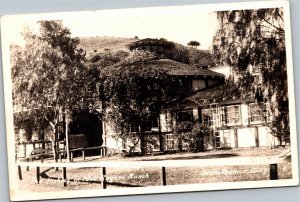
[51,138,58,163]
[44,116,58,163]
[49,121,58,163]
[65,112,71,162]
[140,132,146,155]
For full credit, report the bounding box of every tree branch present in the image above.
[262,18,284,32]
[276,9,284,22]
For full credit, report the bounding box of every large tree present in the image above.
[11,20,88,160]
[213,8,289,143]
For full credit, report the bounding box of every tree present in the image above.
[187,40,200,48]
[212,8,289,143]
[11,20,88,161]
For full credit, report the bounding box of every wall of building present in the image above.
[215,126,279,149]
[102,101,282,153]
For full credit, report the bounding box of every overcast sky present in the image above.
[2,5,219,50]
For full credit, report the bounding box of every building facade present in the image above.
[101,63,283,154]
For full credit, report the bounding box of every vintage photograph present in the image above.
[0,1,298,201]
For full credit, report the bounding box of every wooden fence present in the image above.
[16,157,285,189]
[70,146,107,162]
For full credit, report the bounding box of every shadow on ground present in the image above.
[142,153,239,161]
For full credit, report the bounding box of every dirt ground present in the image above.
[15,147,292,193]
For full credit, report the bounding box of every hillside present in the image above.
[78,36,138,58]
[78,36,215,67]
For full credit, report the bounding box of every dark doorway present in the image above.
[69,110,103,155]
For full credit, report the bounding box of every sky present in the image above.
[1,5,219,50]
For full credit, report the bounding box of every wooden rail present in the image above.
[70,146,107,162]
[16,156,286,189]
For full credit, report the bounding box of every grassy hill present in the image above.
[78,36,214,66]
[78,36,138,57]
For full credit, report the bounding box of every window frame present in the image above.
[249,103,271,124]
[145,115,159,132]
[176,109,194,132]
[128,121,140,133]
[165,134,175,150]
[201,107,225,129]
[225,105,241,126]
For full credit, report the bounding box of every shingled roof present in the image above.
[142,59,224,79]
[128,38,175,50]
[185,83,254,106]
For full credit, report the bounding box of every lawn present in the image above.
[16,147,292,193]
[68,146,289,162]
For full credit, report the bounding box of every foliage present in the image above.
[98,51,177,153]
[212,8,289,142]
[176,121,194,133]
[187,40,200,48]
[163,44,190,64]
[87,50,129,64]
[11,20,89,144]
[175,119,212,152]
[191,122,212,151]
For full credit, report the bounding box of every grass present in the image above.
[16,147,293,193]
[68,146,289,162]
[78,36,138,56]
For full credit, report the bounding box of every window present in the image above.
[223,130,231,148]
[249,103,271,123]
[177,110,193,123]
[202,109,213,127]
[225,105,241,125]
[128,121,140,133]
[201,107,225,129]
[192,79,205,91]
[166,134,175,150]
[145,115,159,132]
[249,103,263,123]
[146,136,160,152]
[172,79,192,94]
[213,132,221,149]
[176,109,194,132]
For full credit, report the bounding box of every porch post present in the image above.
[158,114,164,152]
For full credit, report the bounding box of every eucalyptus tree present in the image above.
[213,8,289,143]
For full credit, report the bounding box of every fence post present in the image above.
[36,166,40,184]
[82,149,85,160]
[101,167,107,189]
[18,165,22,180]
[63,167,67,187]
[26,159,29,171]
[270,164,278,180]
[24,143,27,157]
[59,153,62,163]
[161,167,167,186]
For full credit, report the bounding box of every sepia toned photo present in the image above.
[0,1,298,201]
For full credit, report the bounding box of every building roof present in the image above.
[186,83,255,106]
[142,59,224,79]
[128,38,175,50]
[128,38,216,68]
